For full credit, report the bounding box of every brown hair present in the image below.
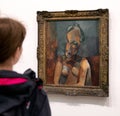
[0,18,26,63]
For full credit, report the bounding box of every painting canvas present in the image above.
[37,9,109,96]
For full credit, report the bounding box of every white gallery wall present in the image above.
[0,0,120,116]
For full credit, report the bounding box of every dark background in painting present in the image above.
[51,20,99,57]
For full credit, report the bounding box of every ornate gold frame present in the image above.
[37,9,109,97]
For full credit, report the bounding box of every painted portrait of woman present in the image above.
[46,20,100,86]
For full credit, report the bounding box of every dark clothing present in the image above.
[0,70,51,116]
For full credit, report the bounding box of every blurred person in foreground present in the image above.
[0,17,51,116]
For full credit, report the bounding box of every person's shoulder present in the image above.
[80,58,90,69]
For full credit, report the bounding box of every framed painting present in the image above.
[37,9,109,97]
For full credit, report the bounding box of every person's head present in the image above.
[65,24,85,58]
[0,18,26,68]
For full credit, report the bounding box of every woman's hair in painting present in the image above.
[67,23,85,42]
[0,18,26,63]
